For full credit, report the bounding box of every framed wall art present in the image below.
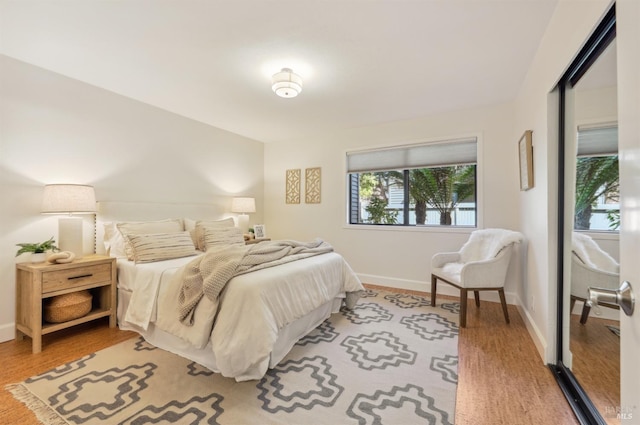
[518,130,534,191]
[305,167,321,204]
[286,169,301,204]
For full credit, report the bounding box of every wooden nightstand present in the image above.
[15,255,117,353]
[246,238,271,245]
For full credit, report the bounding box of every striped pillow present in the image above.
[203,227,245,251]
[194,218,235,250]
[117,219,184,260]
[126,231,197,264]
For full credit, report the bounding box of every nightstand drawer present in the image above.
[42,263,112,293]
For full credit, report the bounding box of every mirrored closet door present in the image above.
[552,6,619,425]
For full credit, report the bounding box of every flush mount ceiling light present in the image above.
[272,68,302,98]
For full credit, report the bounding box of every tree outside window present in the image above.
[574,155,619,231]
[349,165,476,226]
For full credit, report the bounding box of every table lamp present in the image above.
[231,197,255,233]
[42,184,96,258]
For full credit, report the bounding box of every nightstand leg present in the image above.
[32,332,42,354]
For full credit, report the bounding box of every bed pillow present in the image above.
[103,221,127,258]
[194,217,235,250]
[117,218,184,260]
[126,231,197,264]
[203,226,245,251]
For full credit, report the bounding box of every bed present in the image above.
[96,202,364,382]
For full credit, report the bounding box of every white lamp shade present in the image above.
[42,184,96,214]
[272,68,303,98]
[231,197,256,214]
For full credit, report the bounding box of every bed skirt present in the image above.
[116,287,342,375]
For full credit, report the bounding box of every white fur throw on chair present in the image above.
[572,232,619,273]
[460,228,524,262]
[440,228,524,282]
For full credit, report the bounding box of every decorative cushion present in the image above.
[203,226,245,251]
[116,219,184,260]
[126,231,197,264]
[194,218,235,251]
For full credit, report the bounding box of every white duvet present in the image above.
[120,251,364,381]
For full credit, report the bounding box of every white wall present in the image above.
[264,102,522,298]
[0,55,265,342]
[513,0,613,362]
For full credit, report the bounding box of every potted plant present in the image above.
[16,237,59,263]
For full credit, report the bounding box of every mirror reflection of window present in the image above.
[575,124,619,231]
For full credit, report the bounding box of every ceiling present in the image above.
[0,0,559,143]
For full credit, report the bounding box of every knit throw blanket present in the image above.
[178,239,334,325]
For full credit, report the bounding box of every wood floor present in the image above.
[570,313,620,425]
[0,287,581,425]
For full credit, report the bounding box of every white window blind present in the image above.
[346,138,477,173]
[577,123,617,157]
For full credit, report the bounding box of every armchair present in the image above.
[430,228,523,327]
[570,232,619,324]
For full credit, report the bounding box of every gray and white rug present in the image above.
[8,289,459,424]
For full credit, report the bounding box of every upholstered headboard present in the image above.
[95,201,230,255]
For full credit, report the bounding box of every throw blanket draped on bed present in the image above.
[178,239,333,324]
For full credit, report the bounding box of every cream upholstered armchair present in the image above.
[571,232,619,324]
[430,228,524,327]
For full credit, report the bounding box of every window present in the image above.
[574,124,619,231]
[347,138,477,227]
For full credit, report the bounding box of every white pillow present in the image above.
[116,219,184,260]
[103,222,127,258]
[203,227,245,251]
[194,218,235,251]
[126,231,197,264]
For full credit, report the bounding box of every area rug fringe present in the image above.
[6,383,68,425]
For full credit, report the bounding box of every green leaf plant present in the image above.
[15,237,59,256]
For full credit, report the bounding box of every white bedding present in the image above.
[117,250,364,381]
[117,255,200,329]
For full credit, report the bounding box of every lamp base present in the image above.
[59,217,84,259]
[236,214,250,233]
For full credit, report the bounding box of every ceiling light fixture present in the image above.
[272,68,302,98]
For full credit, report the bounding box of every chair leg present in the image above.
[430,275,437,307]
[580,302,591,324]
[460,288,468,328]
[474,291,480,307]
[570,296,576,314]
[498,288,510,324]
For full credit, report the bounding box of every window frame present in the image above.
[344,135,483,231]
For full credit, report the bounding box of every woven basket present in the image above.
[44,290,92,323]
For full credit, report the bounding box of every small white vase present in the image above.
[31,252,46,263]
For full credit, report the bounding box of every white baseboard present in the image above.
[356,273,518,304]
[515,295,550,364]
[0,322,15,343]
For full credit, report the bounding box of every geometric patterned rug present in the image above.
[7,288,459,425]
